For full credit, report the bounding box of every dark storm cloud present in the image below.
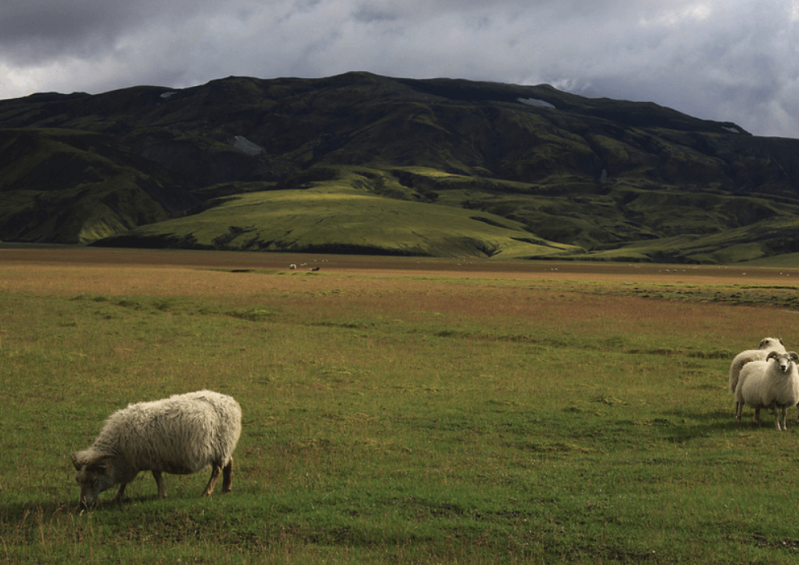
[2,0,799,137]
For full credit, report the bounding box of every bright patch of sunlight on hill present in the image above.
[132,185,579,258]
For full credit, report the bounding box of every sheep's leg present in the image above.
[222,457,234,494]
[773,407,782,431]
[753,408,761,425]
[779,407,788,431]
[153,470,167,499]
[202,463,223,497]
[113,483,127,504]
[735,402,742,422]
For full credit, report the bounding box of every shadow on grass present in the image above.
[0,492,178,525]
[655,406,799,441]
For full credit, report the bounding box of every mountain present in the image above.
[0,128,197,243]
[1,71,798,262]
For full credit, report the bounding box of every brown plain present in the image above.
[2,247,794,349]
[1,246,792,292]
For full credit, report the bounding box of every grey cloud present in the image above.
[1,2,121,63]
[0,0,253,64]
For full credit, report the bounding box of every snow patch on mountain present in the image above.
[233,135,264,156]
[518,98,556,109]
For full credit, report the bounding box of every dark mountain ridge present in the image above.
[1,71,798,262]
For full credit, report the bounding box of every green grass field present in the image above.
[2,251,799,563]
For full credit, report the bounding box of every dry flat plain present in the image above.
[3,246,799,564]
[1,245,793,284]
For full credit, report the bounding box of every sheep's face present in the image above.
[71,452,117,508]
[767,351,799,373]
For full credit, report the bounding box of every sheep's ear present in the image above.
[780,338,786,346]
[790,352,799,363]
[70,452,83,471]
[767,351,779,361]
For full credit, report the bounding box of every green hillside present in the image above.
[2,72,799,262]
[0,128,196,243]
[98,178,578,258]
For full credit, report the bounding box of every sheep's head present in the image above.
[70,451,117,508]
[766,351,799,373]
[759,337,786,350]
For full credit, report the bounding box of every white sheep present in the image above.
[735,351,799,431]
[728,337,786,399]
[70,389,242,508]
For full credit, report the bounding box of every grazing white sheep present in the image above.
[71,390,242,508]
[728,337,786,398]
[735,351,799,431]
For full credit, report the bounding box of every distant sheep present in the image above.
[735,351,799,431]
[728,337,786,398]
[71,390,242,508]
[289,264,297,270]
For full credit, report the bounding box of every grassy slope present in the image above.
[118,161,799,263]
[124,181,579,258]
[744,251,799,267]
[0,129,187,244]
[584,216,799,264]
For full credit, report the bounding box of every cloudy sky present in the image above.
[2,0,799,138]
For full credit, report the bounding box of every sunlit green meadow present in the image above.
[2,251,799,563]
[123,180,579,259]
